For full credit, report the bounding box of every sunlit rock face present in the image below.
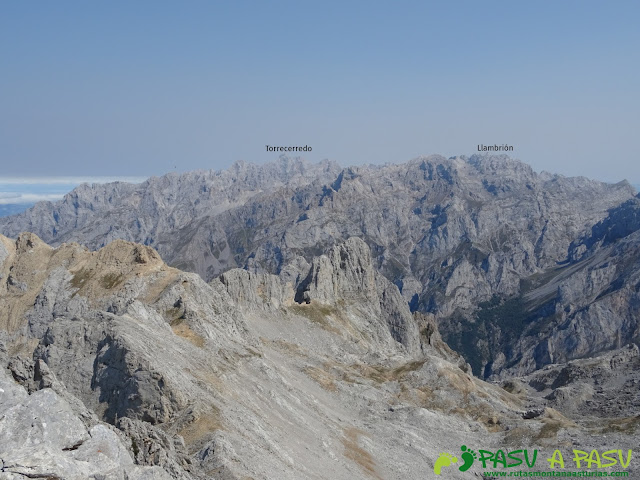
[1,154,637,377]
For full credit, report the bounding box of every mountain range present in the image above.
[1,154,638,378]
[0,154,639,478]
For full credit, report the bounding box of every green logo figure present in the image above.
[434,446,478,475]
[433,453,457,475]
[459,445,477,472]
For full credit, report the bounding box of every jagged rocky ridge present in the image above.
[445,195,640,378]
[1,233,638,478]
[0,155,638,379]
[0,234,479,478]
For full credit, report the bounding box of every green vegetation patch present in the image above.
[70,268,93,289]
[476,296,528,342]
[601,415,640,434]
[355,360,426,384]
[443,295,533,377]
[288,303,338,330]
[457,240,490,265]
[100,272,125,289]
[392,360,426,378]
[165,307,185,326]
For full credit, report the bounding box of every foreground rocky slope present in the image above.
[1,155,638,378]
[0,365,172,479]
[2,234,636,478]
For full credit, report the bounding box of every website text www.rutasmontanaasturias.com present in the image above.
[482,471,629,477]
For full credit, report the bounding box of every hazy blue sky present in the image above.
[1,1,638,182]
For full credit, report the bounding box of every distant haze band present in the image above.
[266,145,312,152]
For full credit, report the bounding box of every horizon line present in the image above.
[0,176,148,185]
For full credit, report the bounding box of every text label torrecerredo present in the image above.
[266,145,312,152]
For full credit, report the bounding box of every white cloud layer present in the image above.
[0,176,147,206]
[0,193,66,205]
[0,176,147,185]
